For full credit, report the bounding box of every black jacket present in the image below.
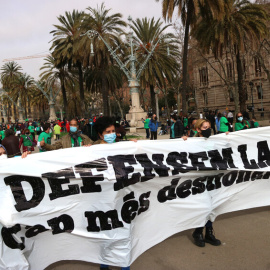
[82,123,98,141]
[170,119,184,138]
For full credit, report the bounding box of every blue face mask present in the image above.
[238,117,243,122]
[104,133,116,144]
[70,126,77,133]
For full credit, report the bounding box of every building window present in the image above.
[202,91,208,105]
[254,57,262,77]
[199,67,208,86]
[257,84,263,99]
[226,61,233,80]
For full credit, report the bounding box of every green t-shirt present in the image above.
[219,116,229,132]
[235,121,250,131]
[254,122,259,128]
[38,132,51,152]
[144,118,150,129]
[21,134,34,147]
[0,130,5,140]
[71,136,83,147]
[190,129,197,137]
[183,118,188,128]
[171,123,175,138]
[28,125,35,133]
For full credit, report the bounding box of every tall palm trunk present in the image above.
[60,77,68,118]
[13,105,17,120]
[139,89,146,111]
[150,84,156,114]
[113,92,124,119]
[77,62,85,116]
[102,74,109,116]
[182,1,193,115]
[236,50,245,112]
[28,98,31,116]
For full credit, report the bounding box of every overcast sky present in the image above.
[0,0,176,80]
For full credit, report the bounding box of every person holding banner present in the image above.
[0,144,30,159]
[40,119,93,150]
[94,116,136,145]
[190,119,222,247]
[235,112,250,131]
[1,129,22,158]
[93,116,132,270]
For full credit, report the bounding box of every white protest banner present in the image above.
[1,127,270,270]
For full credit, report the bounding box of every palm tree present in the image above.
[82,3,127,116]
[50,10,86,114]
[40,55,75,117]
[158,0,224,114]
[192,0,268,112]
[0,61,24,120]
[0,61,22,89]
[12,73,35,118]
[131,17,180,113]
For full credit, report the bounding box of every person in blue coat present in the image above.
[148,114,159,140]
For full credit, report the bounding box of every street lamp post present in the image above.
[82,16,168,129]
[36,83,61,121]
[249,81,254,118]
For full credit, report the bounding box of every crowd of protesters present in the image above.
[0,109,259,158]
[141,109,259,141]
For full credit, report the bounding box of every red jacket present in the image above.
[66,122,70,132]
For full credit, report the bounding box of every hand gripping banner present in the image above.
[0,127,270,270]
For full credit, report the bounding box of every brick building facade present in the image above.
[190,40,270,119]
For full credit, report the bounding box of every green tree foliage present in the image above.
[158,0,224,114]
[40,55,75,117]
[50,10,86,113]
